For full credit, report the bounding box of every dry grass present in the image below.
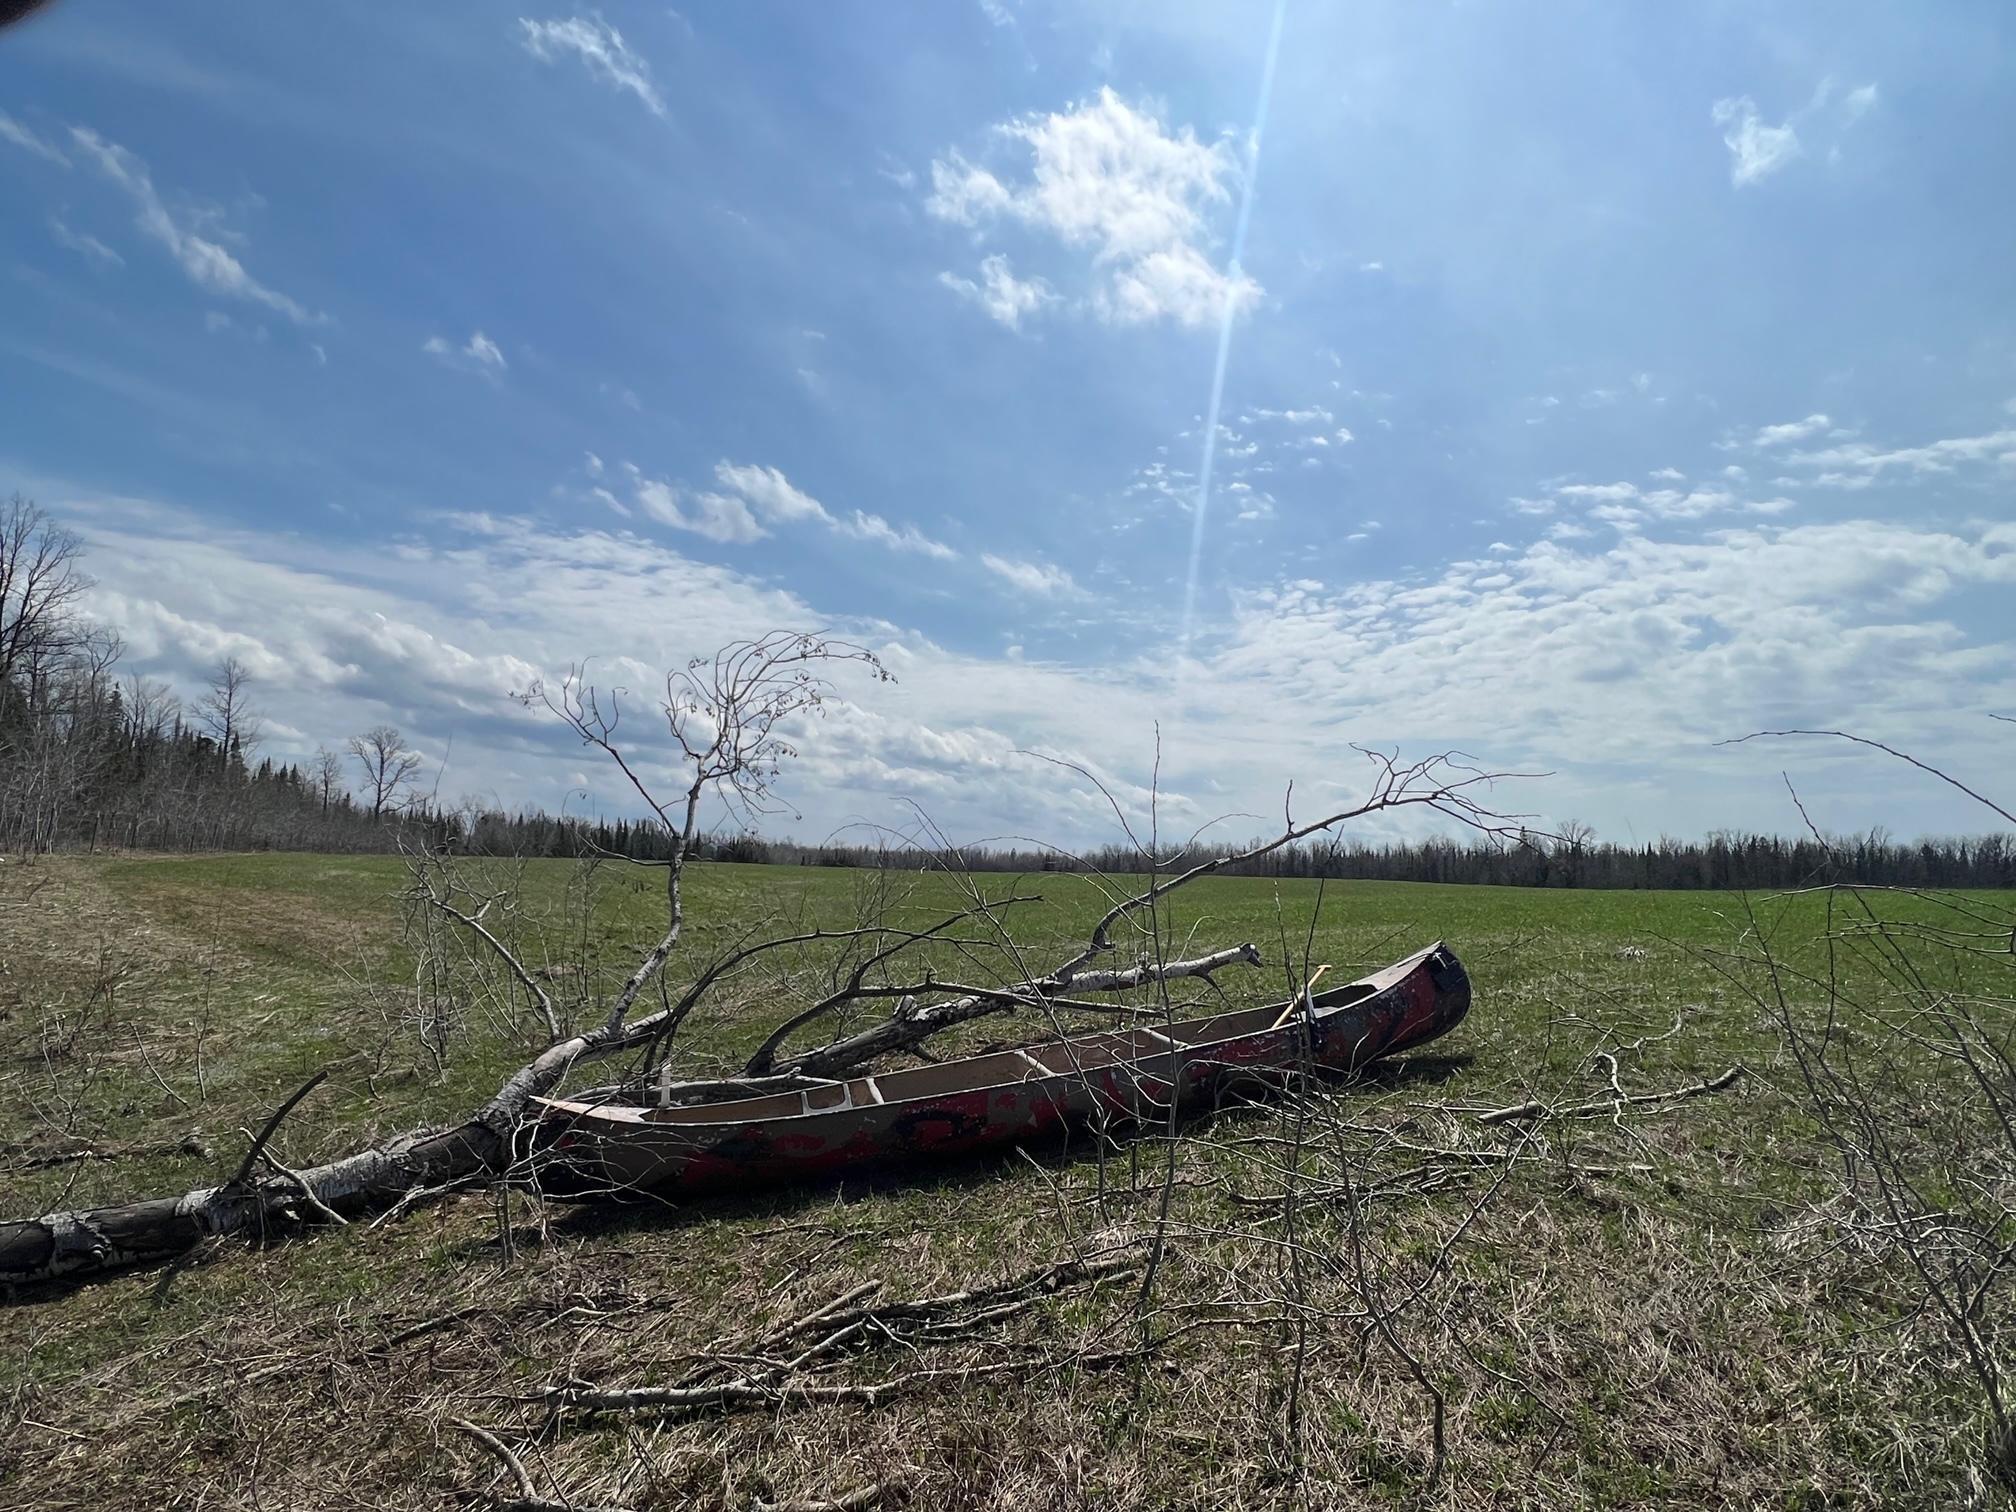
[2,854,2011,1509]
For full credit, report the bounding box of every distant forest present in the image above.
[6,494,2013,889]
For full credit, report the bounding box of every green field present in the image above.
[2,853,2011,1509]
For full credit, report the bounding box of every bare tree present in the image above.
[0,499,125,850]
[1555,818,1596,887]
[0,495,95,718]
[519,632,894,1039]
[310,745,346,815]
[348,725,422,819]
[122,674,180,742]
[196,655,263,762]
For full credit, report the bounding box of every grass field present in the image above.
[2,852,2011,1510]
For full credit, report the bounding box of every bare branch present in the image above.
[768,943,1262,1082]
[1721,728,2016,828]
[1051,749,1536,986]
[404,852,559,1039]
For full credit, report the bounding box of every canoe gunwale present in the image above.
[533,939,1456,1134]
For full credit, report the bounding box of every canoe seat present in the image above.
[797,1078,855,1114]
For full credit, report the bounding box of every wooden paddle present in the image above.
[1270,963,1332,1029]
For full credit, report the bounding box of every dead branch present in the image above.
[1046,749,1535,989]
[764,943,1262,1082]
[1474,1065,1744,1126]
[406,856,559,1039]
[449,1417,635,1512]
[542,1359,1025,1414]
[230,1069,329,1188]
[737,892,1050,1076]
[540,1250,1149,1415]
[1721,728,2016,827]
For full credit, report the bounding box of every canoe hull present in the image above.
[531,941,1469,1198]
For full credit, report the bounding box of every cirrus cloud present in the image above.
[68,126,323,325]
[518,13,666,118]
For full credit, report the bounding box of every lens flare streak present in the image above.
[1178,0,1288,658]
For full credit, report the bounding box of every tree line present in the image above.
[0,494,461,854]
[566,827,2016,891]
[4,492,2011,887]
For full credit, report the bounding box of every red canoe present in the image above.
[530,940,1471,1197]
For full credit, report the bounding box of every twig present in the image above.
[230,1069,329,1187]
[1720,729,2016,827]
[258,1150,348,1226]
[449,1417,634,1512]
[1475,1066,1743,1126]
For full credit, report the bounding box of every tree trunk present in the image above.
[0,1000,668,1287]
[0,1124,499,1282]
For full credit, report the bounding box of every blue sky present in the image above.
[3,1,2013,848]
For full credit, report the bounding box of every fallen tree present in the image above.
[1,632,1529,1287]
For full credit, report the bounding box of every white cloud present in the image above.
[1753,413,1832,446]
[607,461,959,561]
[982,553,1077,596]
[839,511,959,560]
[0,110,69,166]
[48,216,123,267]
[938,253,1056,330]
[68,126,322,324]
[518,14,666,118]
[1215,518,2016,794]
[55,492,1186,844]
[424,330,508,376]
[1543,480,1799,525]
[1103,243,1257,328]
[712,461,831,525]
[632,479,764,544]
[1786,424,2016,481]
[1712,96,1802,186]
[37,482,2016,847]
[1712,79,1879,188]
[926,88,1259,328]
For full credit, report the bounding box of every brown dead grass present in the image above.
[2,856,2011,1510]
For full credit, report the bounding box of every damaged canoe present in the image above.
[529,939,1471,1197]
